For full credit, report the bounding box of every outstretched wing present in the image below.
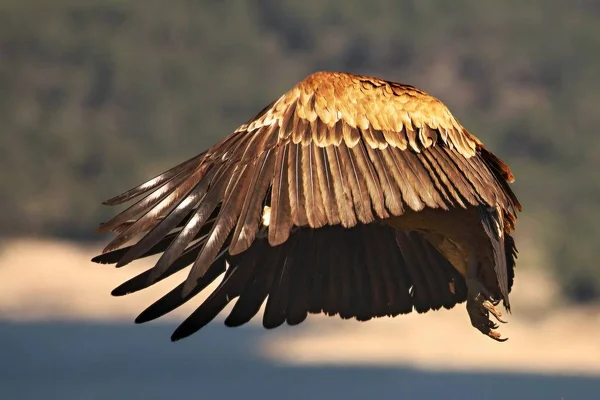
[93,71,520,339]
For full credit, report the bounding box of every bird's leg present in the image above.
[465,259,508,342]
[469,280,506,324]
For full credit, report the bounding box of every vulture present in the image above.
[92,71,521,342]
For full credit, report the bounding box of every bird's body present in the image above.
[93,71,521,342]
[385,206,491,276]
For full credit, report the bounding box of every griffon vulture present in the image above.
[92,71,521,342]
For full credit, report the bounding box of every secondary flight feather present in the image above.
[92,71,521,342]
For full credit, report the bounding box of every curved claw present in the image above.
[482,300,508,324]
[488,320,499,330]
[466,295,509,343]
[487,330,508,342]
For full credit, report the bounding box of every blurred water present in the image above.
[2,322,598,400]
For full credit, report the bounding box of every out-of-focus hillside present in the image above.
[1,238,599,377]
[1,1,599,301]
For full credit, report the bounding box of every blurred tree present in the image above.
[1,0,599,303]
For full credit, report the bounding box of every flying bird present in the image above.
[92,71,521,342]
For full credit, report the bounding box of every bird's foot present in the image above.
[466,278,508,342]
[482,298,507,324]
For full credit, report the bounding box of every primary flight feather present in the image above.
[93,71,521,342]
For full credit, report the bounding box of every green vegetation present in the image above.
[2,1,599,302]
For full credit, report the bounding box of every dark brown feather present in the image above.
[363,144,404,215]
[383,229,414,315]
[229,150,276,255]
[286,230,317,326]
[393,147,445,209]
[394,230,430,313]
[262,251,294,329]
[478,205,510,309]
[431,145,480,205]
[416,149,455,208]
[302,142,327,228]
[410,233,451,309]
[325,145,357,227]
[268,145,293,246]
[350,141,389,219]
[313,145,340,225]
[331,231,353,319]
[182,164,253,295]
[97,167,196,234]
[337,142,374,224]
[288,142,308,226]
[307,229,328,314]
[102,165,210,253]
[225,241,279,327]
[135,252,227,324]
[346,226,372,320]
[405,232,443,309]
[380,146,424,211]
[114,166,219,268]
[420,147,467,209]
[447,148,498,206]
[112,238,205,296]
[171,261,252,341]
[142,166,230,285]
[505,233,518,293]
[361,227,388,317]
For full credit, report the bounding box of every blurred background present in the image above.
[1,1,600,399]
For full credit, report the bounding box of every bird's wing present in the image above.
[98,222,469,341]
[93,71,520,338]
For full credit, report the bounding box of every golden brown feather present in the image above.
[92,71,521,343]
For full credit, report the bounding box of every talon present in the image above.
[482,300,507,323]
[487,330,508,342]
[466,277,510,343]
